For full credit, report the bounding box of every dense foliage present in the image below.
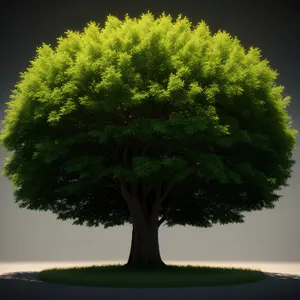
[1,12,297,231]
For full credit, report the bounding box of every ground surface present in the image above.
[37,265,265,288]
[0,271,300,299]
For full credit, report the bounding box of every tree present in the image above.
[0,12,297,269]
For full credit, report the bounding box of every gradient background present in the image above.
[0,0,299,263]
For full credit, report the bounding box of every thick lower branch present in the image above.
[103,184,120,193]
[123,147,129,167]
[150,181,176,222]
[142,181,150,216]
[141,143,151,156]
[118,177,148,229]
[158,185,182,227]
[131,180,138,198]
[158,214,167,227]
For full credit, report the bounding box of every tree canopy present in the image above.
[1,12,297,233]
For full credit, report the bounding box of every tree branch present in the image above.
[131,180,138,199]
[118,104,129,123]
[161,181,176,204]
[142,181,150,216]
[102,183,121,193]
[123,147,129,167]
[158,184,182,227]
[118,177,131,202]
[158,213,168,227]
[118,176,148,229]
[150,180,176,223]
[158,199,179,227]
[141,143,151,156]
[109,142,119,164]
[156,181,162,201]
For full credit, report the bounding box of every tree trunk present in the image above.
[125,227,135,266]
[124,221,167,269]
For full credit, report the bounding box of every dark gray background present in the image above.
[0,0,299,262]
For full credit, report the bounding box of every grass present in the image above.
[37,264,266,288]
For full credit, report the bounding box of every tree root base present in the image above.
[123,260,169,270]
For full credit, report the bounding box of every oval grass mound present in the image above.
[37,264,265,288]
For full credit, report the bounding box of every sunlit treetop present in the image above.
[0,11,297,229]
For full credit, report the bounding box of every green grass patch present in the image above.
[37,264,265,288]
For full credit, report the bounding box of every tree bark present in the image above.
[118,177,171,269]
[124,221,167,269]
[125,227,135,266]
